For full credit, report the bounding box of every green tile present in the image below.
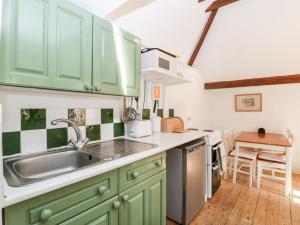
[68,108,86,126]
[114,123,124,137]
[142,109,150,120]
[21,109,46,130]
[101,109,113,124]
[86,125,101,141]
[47,128,68,149]
[2,132,21,156]
[169,109,174,118]
[157,109,163,118]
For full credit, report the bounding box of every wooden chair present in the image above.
[257,129,294,195]
[222,129,258,187]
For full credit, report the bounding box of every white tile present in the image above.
[46,109,68,129]
[2,108,21,132]
[113,108,121,123]
[101,124,114,140]
[68,126,86,142]
[21,130,47,154]
[86,109,101,125]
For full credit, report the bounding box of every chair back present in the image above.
[222,129,235,154]
[287,129,295,146]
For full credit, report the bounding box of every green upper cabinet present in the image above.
[0,0,50,87]
[0,0,140,96]
[93,17,141,97]
[0,0,93,92]
[48,0,93,92]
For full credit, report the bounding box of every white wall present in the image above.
[205,84,300,173]
[163,66,208,129]
[194,0,300,82]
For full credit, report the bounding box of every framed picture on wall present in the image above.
[235,93,262,112]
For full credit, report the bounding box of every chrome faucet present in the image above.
[51,118,89,150]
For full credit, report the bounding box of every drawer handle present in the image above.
[131,171,139,179]
[40,209,52,221]
[113,201,121,209]
[155,160,162,167]
[122,195,129,202]
[98,185,108,195]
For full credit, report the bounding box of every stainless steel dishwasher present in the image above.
[167,138,206,225]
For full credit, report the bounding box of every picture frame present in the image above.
[235,93,262,112]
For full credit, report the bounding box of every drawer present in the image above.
[119,152,166,192]
[5,170,118,225]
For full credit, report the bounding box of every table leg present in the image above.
[233,143,240,184]
[285,147,292,196]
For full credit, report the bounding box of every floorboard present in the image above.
[167,174,300,225]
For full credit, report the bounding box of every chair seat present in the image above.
[229,147,258,160]
[258,152,286,163]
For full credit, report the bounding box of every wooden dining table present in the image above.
[233,131,292,195]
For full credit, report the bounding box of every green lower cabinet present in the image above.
[5,170,118,225]
[60,196,119,225]
[4,154,166,225]
[119,171,166,225]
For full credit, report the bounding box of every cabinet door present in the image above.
[93,17,141,96]
[0,0,50,87]
[60,196,119,225]
[119,171,166,225]
[48,0,93,92]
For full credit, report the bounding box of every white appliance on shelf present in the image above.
[203,130,223,199]
[141,49,191,85]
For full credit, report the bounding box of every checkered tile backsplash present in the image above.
[2,108,124,156]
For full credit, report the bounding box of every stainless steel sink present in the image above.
[4,149,100,187]
[4,138,158,187]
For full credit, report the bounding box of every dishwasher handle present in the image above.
[184,140,206,152]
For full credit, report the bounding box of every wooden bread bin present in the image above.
[161,117,187,133]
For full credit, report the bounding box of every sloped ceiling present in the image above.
[114,0,212,63]
[114,0,300,82]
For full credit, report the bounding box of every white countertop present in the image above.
[3,131,207,207]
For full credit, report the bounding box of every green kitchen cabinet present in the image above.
[5,170,118,225]
[48,0,93,92]
[4,154,166,225]
[93,17,141,97]
[0,0,93,92]
[59,196,119,225]
[119,171,166,225]
[0,0,51,87]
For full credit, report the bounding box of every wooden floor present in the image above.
[167,174,300,225]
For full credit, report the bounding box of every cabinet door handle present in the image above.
[84,84,92,91]
[94,86,101,92]
[122,195,129,202]
[40,209,52,221]
[131,171,139,179]
[155,160,162,167]
[113,201,121,209]
[98,185,108,195]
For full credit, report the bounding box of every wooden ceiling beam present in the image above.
[204,74,300,89]
[206,0,239,12]
[188,10,218,66]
